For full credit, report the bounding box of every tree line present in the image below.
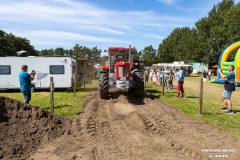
[142,0,240,66]
[38,44,101,61]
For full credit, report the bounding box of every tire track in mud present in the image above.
[79,92,129,160]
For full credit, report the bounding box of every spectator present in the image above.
[156,69,160,85]
[208,69,212,81]
[159,68,164,85]
[18,65,36,104]
[175,66,185,98]
[152,72,157,85]
[168,69,174,90]
[149,69,154,83]
[165,72,170,92]
[144,69,149,86]
[203,70,207,82]
[219,65,235,114]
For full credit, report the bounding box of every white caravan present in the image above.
[0,57,77,91]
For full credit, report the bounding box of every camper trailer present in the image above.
[0,57,77,91]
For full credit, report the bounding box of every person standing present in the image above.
[219,65,235,114]
[18,65,36,104]
[149,69,153,83]
[168,69,174,90]
[144,69,149,86]
[156,69,160,85]
[203,70,207,82]
[208,69,212,81]
[152,72,157,85]
[159,68,164,85]
[175,66,185,98]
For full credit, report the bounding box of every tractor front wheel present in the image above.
[99,72,109,99]
[133,72,144,97]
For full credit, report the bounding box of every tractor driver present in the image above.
[131,58,140,71]
[114,55,119,63]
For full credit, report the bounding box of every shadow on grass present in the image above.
[0,86,98,93]
[185,96,199,99]
[76,87,98,92]
[233,110,240,113]
[0,89,20,93]
[203,112,224,116]
[44,104,71,110]
[145,89,161,94]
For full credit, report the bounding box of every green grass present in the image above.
[0,80,98,118]
[146,75,240,139]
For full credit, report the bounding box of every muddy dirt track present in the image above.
[1,92,240,160]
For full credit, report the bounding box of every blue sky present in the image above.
[0,0,239,55]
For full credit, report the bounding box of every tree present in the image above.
[54,47,65,55]
[141,45,157,66]
[72,44,83,58]
[0,30,37,57]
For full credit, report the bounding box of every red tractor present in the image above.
[99,46,144,99]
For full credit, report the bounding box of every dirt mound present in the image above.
[0,96,71,160]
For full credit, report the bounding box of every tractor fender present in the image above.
[100,65,109,73]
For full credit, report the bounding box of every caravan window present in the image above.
[0,65,11,75]
[50,65,64,74]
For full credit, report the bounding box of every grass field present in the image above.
[146,75,240,139]
[0,80,98,118]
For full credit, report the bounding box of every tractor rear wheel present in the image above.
[133,72,144,97]
[99,72,109,99]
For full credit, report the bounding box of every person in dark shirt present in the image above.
[18,65,36,104]
[219,65,235,114]
[203,70,207,82]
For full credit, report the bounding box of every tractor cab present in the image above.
[99,46,144,99]
[108,47,133,88]
[108,47,132,73]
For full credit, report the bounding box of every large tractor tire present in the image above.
[99,72,109,99]
[133,72,144,97]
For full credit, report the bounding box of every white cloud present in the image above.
[4,29,124,43]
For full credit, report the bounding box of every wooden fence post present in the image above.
[50,77,54,113]
[199,78,203,115]
[73,74,77,97]
[162,73,165,96]
[144,74,146,87]
[83,73,86,89]
[73,65,78,97]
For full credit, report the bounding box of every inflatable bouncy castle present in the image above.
[210,41,240,87]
